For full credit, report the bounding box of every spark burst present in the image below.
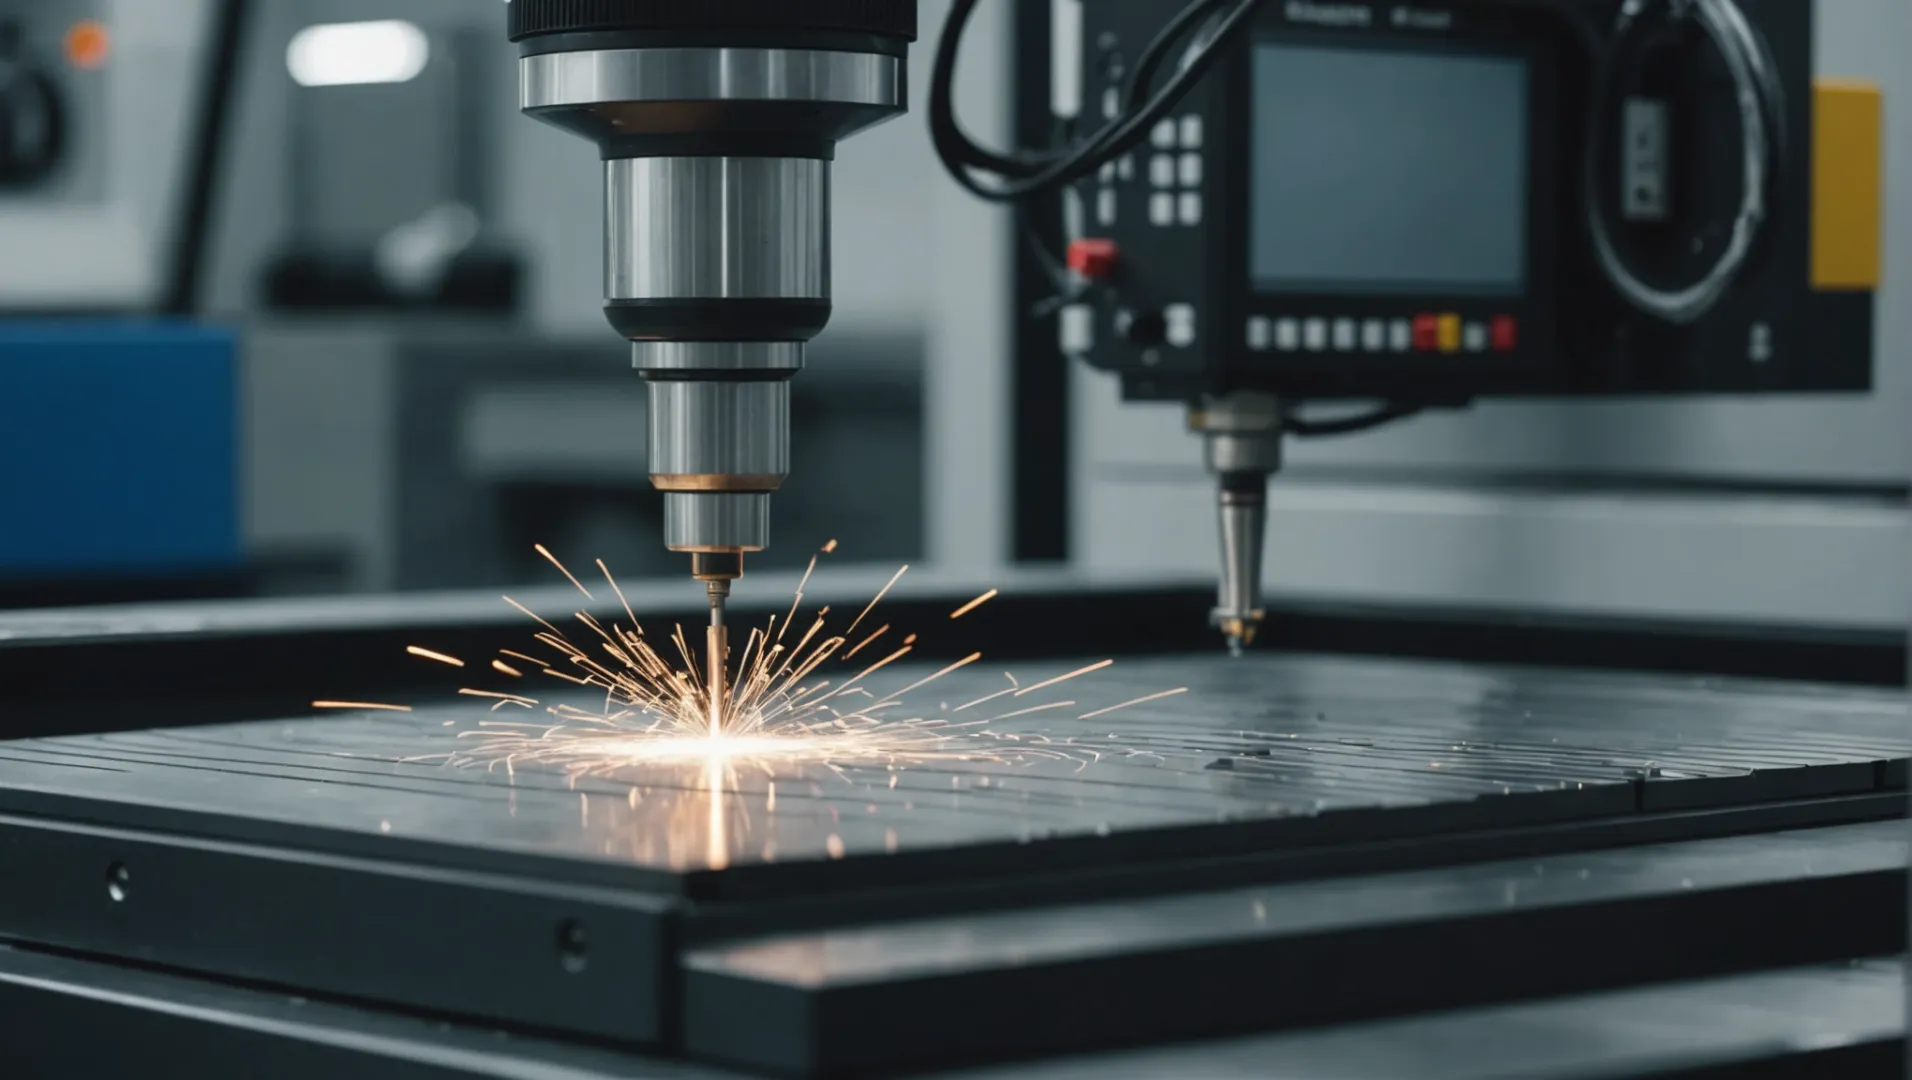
[315,543,1184,785]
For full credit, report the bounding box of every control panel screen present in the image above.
[1249,41,1528,297]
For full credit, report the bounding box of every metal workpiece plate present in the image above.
[0,651,1899,1051]
[0,652,1902,901]
[681,821,1909,1077]
[3,945,1898,1080]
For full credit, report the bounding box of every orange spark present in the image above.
[1014,659,1113,697]
[492,659,524,678]
[500,650,549,668]
[311,701,412,712]
[838,644,913,693]
[504,596,563,636]
[823,538,839,553]
[597,558,640,630]
[536,543,596,600]
[845,564,907,637]
[843,624,889,660]
[407,645,465,668]
[459,689,539,706]
[987,700,1077,722]
[1080,687,1188,719]
[876,652,982,705]
[949,588,998,619]
[953,676,1021,713]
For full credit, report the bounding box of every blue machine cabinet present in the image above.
[0,322,240,581]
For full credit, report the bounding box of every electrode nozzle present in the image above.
[1188,394,1283,657]
[692,553,742,734]
[1214,481,1268,657]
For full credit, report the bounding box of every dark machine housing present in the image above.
[1058,0,1879,404]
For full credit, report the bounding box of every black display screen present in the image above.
[1249,41,1529,297]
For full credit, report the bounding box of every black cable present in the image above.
[1123,0,1230,111]
[164,0,250,316]
[1284,403,1426,438]
[929,0,1260,202]
[1584,0,1784,324]
[1020,199,1086,319]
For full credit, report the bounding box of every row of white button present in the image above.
[1246,317,1495,353]
[1149,153,1201,188]
[1249,317,1407,353]
[1149,192,1201,227]
[1151,115,1204,150]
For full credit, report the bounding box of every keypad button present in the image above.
[1491,315,1518,351]
[1165,303,1197,348]
[1332,318,1356,351]
[1246,316,1271,351]
[1303,318,1328,351]
[1389,319,1413,352]
[1275,318,1300,351]
[1360,318,1385,351]
[1060,304,1094,354]
[1177,192,1202,226]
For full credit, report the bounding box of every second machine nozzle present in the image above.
[1188,393,1283,657]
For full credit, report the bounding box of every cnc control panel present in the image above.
[1052,0,1878,406]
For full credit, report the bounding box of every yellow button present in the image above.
[1437,314,1462,354]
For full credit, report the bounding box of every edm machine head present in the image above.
[507,0,916,642]
[930,0,1883,652]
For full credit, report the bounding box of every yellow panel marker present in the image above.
[1436,314,1462,354]
[1811,78,1882,291]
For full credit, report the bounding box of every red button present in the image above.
[1066,238,1121,279]
[1411,314,1439,352]
[1491,315,1518,352]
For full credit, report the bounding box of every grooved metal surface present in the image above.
[0,653,1899,897]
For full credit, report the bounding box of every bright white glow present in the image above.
[585,735,822,766]
[286,20,429,88]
